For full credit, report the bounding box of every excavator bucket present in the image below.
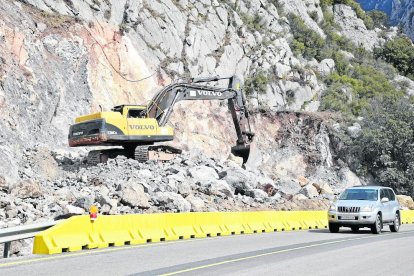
[231,144,251,163]
[231,142,261,167]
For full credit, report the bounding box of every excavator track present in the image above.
[134,146,149,162]
[134,145,182,162]
[87,150,102,165]
[87,148,128,165]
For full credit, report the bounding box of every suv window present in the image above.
[380,189,387,200]
[386,189,395,201]
[339,189,378,201]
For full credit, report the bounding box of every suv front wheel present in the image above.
[329,223,340,233]
[389,212,400,232]
[371,213,382,234]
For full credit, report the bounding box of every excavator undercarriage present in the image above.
[87,145,183,165]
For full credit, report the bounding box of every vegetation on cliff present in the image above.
[289,0,414,195]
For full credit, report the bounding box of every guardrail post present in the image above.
[3,241,11,258]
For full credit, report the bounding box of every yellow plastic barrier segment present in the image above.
[401,210,414,224]
[33,210,414,255]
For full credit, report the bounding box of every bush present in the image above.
[240,13,264,32]
[321,64,404,116]
[245,71,269,96]
[353,100,414,196]
[374,36,414,80]
[288,14,325,60]
[367,10,388,27]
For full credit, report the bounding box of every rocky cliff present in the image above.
[357,0,414,40]
[356,0,393,15]
[391,0,414,39]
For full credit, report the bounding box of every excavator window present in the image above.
[128,109,146,118]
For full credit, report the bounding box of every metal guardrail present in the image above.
[0,221,60,258]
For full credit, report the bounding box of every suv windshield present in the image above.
[339,189,378,201]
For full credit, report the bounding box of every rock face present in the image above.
[333,4,381,50]
[391,0,414,40]
[0,176,8,192]
[357,0,414,41]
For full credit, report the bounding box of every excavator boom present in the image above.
[145,76,254,161]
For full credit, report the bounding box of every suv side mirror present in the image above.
[381,197,389,203]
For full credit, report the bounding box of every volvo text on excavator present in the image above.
[68,76,255,164]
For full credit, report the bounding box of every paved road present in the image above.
[1,224,414,276]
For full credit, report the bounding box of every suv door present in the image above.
[386,188,398,218]
[380,189,392,222]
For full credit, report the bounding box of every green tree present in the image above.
[245,71,269,96]
[321,65,404,116]
[288,14,325,60]
[367,10,388,27]
[374,36,414,80]
[353,100,414,196]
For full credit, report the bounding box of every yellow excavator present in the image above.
[68,76,255,164]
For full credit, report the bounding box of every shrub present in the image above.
[240,12,264,32]
[321,65,404,116]
[354,100,414,196]
[367,10,388,27]
[269,0,284,15]
[245,71,269,96]
[288,14,325,60]
[374,36,414,80]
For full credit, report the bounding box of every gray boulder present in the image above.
[186,195,205,212]
[347,123,362,138]
[299,184,319,198]
[189,166,219,182]
[317,59,335,76]
[121,181,150,209]
[220,168,254,195]
[276,178,302,195]
[0,175,8,192]
[253,189,268,201]
[74,196,95,211]
[64,204,85,215]
[209,180,233,198]
[177,181,192,197]
[154,192,191,212]
[11,180,42,199]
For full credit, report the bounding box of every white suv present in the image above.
[328,186,401,234]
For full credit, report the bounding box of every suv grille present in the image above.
[338,206,360,213]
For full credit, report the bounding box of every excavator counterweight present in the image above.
[68,76,255,164]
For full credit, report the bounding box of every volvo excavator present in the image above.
[68,76,255,164]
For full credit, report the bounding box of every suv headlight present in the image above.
[361,206,372,212]
[329,205,336,211]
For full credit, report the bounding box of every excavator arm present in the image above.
[145,76,254,161]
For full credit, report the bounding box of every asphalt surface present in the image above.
[1,224,414,276]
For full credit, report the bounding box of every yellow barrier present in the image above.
[33,210,414,255]
[401,210,414,224]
